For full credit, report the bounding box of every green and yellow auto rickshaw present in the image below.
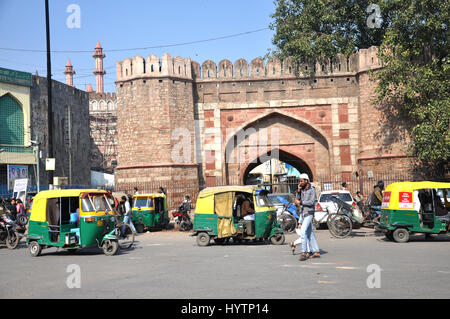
[378,181,450,243]
[26,189,134,256]
[131,193,170,232]
[192,186,285,246]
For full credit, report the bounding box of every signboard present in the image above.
[381,191,391,208]
[46,158,55,171]
[264,161,271,174]
[398,192,413,209]
[0,67,32,87]
[7,165,28,191]
[323,182,333,191]
[13,178,28,203]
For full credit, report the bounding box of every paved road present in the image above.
[1,227,449,299]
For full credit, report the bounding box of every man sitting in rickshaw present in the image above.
[242,195,255,220]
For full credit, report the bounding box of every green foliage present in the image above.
[270,0,449,176]
[270,0,391,72]
[374,0,449,176]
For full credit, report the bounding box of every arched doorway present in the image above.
[223,111,331,185]
[242,148,313,182]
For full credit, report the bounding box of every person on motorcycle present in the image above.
[179,195,192,214]
[7,198,17,220]
[367,181,384,223]
[16,199,25,216]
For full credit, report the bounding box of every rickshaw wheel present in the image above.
[392,228,409,243]
[102,240,119,256]
[270,233,285,245]
[196,232,210,247]
[6,232,19,250]
[135,224,145,234]
[29,241,42,257]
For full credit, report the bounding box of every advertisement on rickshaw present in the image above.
[398,191,413,209]
[381,191,391,208]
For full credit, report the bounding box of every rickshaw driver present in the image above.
[242,195,255,220]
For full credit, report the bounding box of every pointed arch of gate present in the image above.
[241,147,315,184]
[222,110,333,184]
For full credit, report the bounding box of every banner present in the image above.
[7,165,28,191]
[13,178,28,203]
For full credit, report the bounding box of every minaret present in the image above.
[63,58,75,87]
[93,41,106,93]
[86,84,93,93]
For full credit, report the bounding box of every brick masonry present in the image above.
[114,47,414,188]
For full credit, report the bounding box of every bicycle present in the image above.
[109,212,135,250]
[326,196,354,239]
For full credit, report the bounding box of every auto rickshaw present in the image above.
[192,186,285,246]
[378,182,450,243]
[26,189,128,256]
[131,193,170,232]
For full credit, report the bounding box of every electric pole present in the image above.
[45,0,54,186]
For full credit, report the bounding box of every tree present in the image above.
[270,0,449,177]
[269,0,392,72]
[373,0,449,177]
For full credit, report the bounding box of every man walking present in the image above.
[121,195,137,235]
[293,174,320,261]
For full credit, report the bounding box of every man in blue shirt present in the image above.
[293,174,320,261]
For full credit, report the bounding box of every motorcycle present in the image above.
[0,214,20,249]
[1,202,27,236]
[172,204,193,231]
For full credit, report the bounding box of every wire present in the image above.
[0,27,270,54]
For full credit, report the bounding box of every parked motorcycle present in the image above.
[0,215,20,249]
[172,204,193,231]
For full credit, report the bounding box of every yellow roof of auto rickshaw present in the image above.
[33,189,108,200]
[132,193,166,199]
[29,189,108,222]
[197,185,259,198]
[385,181,450,193]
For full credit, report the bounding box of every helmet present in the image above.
[377,181,384,188]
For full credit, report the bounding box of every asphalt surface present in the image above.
[1,226,449,299]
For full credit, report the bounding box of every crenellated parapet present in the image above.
[116,46,382,83]
[116,53,193,82]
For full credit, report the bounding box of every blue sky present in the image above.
[0,0,276,93]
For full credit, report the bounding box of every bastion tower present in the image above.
[115,54,199,194]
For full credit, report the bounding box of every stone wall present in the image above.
[115,47,414,189]
[30,76,91,185]
[115,57,198,188]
